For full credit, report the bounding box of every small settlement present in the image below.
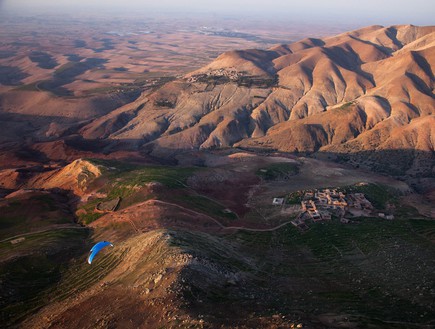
[290,188,375,230]
[187,68,243,83]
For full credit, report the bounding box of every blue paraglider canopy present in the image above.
[87,241,113,264]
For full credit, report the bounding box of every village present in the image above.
[187,68,243,83]
[272,188,394,231]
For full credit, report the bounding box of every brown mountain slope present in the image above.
[189,49,279,77]
[80,24,435,176]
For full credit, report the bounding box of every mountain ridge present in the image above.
[67,25,435,176]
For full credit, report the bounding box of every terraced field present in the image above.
[0,227,132,326]
[50,249,129,302]
[0,228,90,326]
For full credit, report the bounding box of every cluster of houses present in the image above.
[301,189,349,221]
[187,68,243,83]
[281,188,387,230]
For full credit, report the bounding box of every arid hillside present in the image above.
[79,24,434,176]
[1,17,435,329]
[0,15,355,169]
[1,154,434,329]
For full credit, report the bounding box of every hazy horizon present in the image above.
[0,0,434,26]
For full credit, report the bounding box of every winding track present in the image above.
[149,199,295,233]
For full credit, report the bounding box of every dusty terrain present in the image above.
[73,25,434,180]
[1,22,433,181]
[0,13,355,170]
[0,15,434,329]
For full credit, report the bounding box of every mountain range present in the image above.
[1,24,435,329]
[73,24,435,177]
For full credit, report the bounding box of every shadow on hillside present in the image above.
[0,111,433,326]
[0,108,433,187]
[38,58,108,96]
[0,188,92,326]
[142,143,434,180]
[0,111,432,181]
[0,66,30,86]
[29,51,58,69]
[1,127,434,327]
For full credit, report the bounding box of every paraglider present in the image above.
[87,241,113,264]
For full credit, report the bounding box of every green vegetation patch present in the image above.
[76,197,105,225]
[178,195,238,221]
[169,230,250,270]
[224,217,435,326]
[286,191,304,204]
[256,162,300,181]
[87,159,196,190]
[76,160,198,224]
[337,101,355,110]
[341,183,394,209]
[103,165,195,198]
[99,161,195,193]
